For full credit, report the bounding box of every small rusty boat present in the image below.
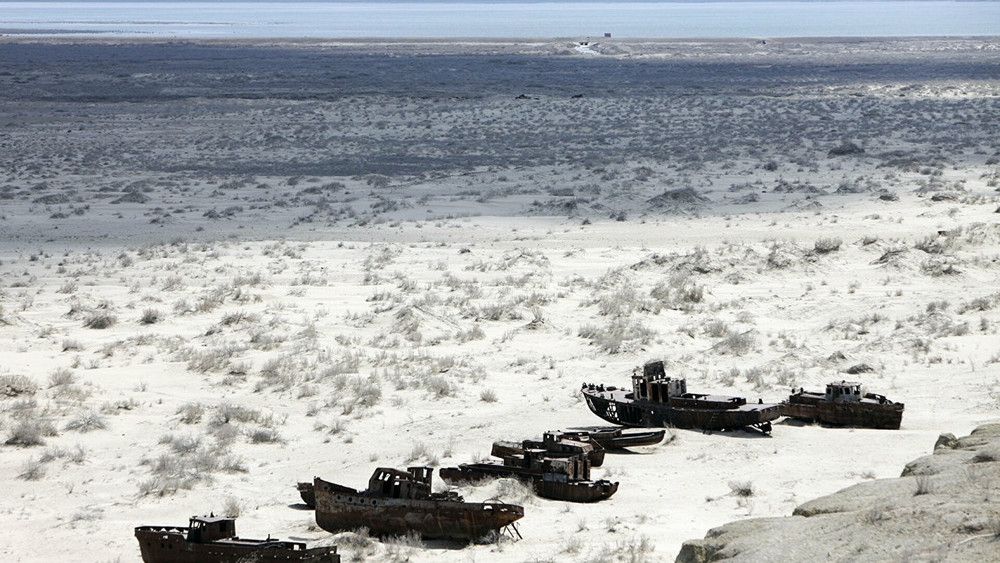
[782,381,904,429]
[440,446,618,503]
[313,466,523,541]
[582,360,781,433]
[135,515,338,563]
[491,430,606,467]
[562,428,666,450]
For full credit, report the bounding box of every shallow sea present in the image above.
[2,1,999,38]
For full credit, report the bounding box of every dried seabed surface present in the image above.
[0,37,999,562]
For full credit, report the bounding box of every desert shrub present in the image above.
[1,374,38,397]
[914,475,933,496]
[578,319,656,354]
[221,497,242,518]
[492,478,536,505]
[728,481,755,497]
[248,427,283,444]
[61,339,83,352]
[813,237,842,254]
[83,312,116,329]
[140,308,160,325]
[423,375,455,398]
[703,319,729,338]
[383,531,424,561]
[480,388,499,403]
[183,344,244,373]
[162,276,186,291]
[6,419,58,446]
[211,403,268,426]
[167,433,202,455]
[456,325,486,342]
[176,403,205,424]
[713,330,757,356]
[47,367,76,388]
[18,457,46,480]
[56,280,77,294]
[64,410,107,433]
[863,505,887,525]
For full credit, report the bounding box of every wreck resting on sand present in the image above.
[313,467,523,541]
[491,430,606,467]
[562,428,666,450]
[135,515,339,563]
[582,360,781,433]
[440,445,618,503]
[298,481,316,508]
[782,381,904,429]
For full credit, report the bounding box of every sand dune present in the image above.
[1,37,999,562]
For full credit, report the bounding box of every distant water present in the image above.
[2,2,999,38]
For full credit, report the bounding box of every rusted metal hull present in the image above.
[568,429,666,449]
[298,481,316,508]
[439,464,618,503]
[312,477,522,541]
[492,440,607,467]
[135,527,338,563]
[782,392,904,429]
[582,387,780,432]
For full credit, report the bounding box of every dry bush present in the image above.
[139,308,160,325]
[64,410,107,433]
[176,403,205,424]
[712,330,758,356]
[480,388,499,403]
[1,374,38,397]
[813,237,843,254]
[914,475,933,496]
[18,457,47,480]
[728,481,755,497]
[578,319,656,354]
[84,312,116,329]
[6,416,59,446]
[210,402,270,427]
[47,367,76,388]
[248,427,283,444]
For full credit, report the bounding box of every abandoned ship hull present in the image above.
[573,428,666,449]
[782,394,904,429]
[439,465,618,503]
[134,528,337,563]
[491,440,606,467]
[582,388,780,432]
[298,481,316,508]
[312,477,522,540]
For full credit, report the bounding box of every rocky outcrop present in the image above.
[676,424,1000,563]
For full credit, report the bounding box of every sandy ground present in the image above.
[1,37,999,562]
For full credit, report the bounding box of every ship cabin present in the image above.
[825,381,863,403]
[186,515,238,543]
[632,360,686,404]
[367,467,433,499]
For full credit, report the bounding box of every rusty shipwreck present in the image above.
[312,466,523,541]
[561,428,666,450]
[439,442,618,503]
[135,515,338,563]
[781,380,904,429]
[582,360,781,433]
[491,430,607,467]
